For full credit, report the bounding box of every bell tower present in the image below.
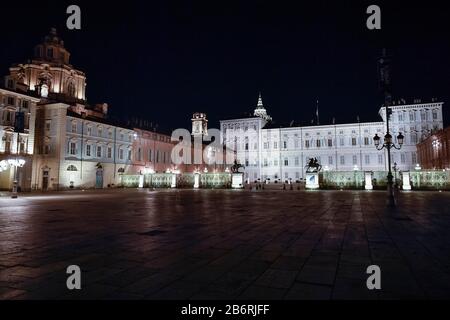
[191,112,208,138]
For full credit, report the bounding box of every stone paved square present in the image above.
[1,188,450,300]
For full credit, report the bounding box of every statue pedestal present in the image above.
[305,172,319,190]
[364,171,373,190]
[231,173,244,189]
[193,173,200,189]
[402,171,411,190]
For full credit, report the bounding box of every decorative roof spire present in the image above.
[257,92,264,108]
[253,92,272,121]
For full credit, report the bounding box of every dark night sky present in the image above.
[1,0,449,132]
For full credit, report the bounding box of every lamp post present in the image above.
[375,49,406,207]
[373,116,404,207]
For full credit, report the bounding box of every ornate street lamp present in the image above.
[373,113,404,206]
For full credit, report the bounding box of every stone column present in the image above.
[194,173,200,189]
[364,171,373,190]
[171,173,177,188]
[402,171,412,190]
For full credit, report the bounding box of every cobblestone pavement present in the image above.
[1,189,450,300]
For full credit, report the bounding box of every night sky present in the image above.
[1,0,449,133]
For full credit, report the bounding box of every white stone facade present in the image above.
[220,97,444,182]
[0,88,40,190]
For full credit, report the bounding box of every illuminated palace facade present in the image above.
[220,94,444,182]
[0,29,446,190]
[0,29,177,191]
[0,29,223,191]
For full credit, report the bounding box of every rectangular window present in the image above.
[7,97,15,105]
[263,142,268,149]
[273,141,278,149]
[401,153,406,164]
[284,158,289,166]
[316,140,321,148]
[295,157,299,166]
[97,146,102,158]
[119,148,124,160]
[45,120,51,131]
[412,152,417,164]
[5,111,12,122]
[283,141,287,149]
[18,139,25,154]
[86,145,91,156]
[364,137,370,145]
[264,158,268,166]
[148,149,152,162]
[352,155,357,165]
[107,147,112,158]
[398,113,403,122]
[274,159,278,166]
[340,156,345,165]
[87,126,92,136]
[352,137,357,146]
[245,143,249,150]
[70,142,76,155]
[98,127,103,137]
[71,122,77,133]
[340,137,344,146]
[365,155,370,165]
[378,154,383,164]
[137,148,142,161]
[327,139,332,147]
[295,172,300,179]
[294,140,299,148]
[305,140,310,148]
[284,172,288,179]
[433,111,438,120]
[328,156,333,165]
[128,150,131,161]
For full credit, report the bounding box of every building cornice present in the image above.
[0,88,41,102]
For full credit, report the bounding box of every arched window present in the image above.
[67,82,76,97]
[67,165,78,171]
